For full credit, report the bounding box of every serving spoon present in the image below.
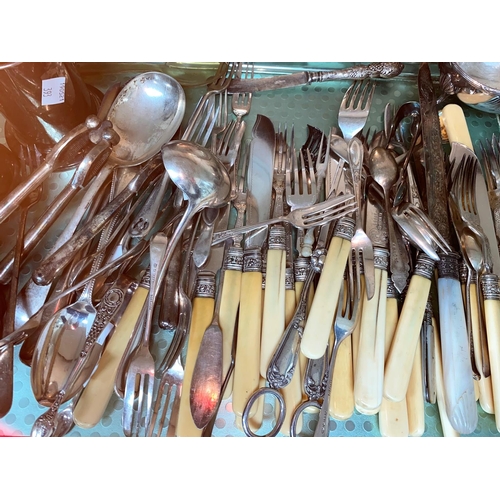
[159,140,231,279]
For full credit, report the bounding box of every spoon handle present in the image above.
[384,196,409,294]
[0,122,89,225]
[32,160,162,286]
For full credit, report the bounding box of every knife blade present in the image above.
[232,114,275,428]
[227,63,405,93]
[418,64,477,434]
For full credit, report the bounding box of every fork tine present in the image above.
[344,80,361,108]
[361,80,376,110]
[307,150,317,195]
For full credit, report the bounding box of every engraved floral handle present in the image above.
[266,265,316,388]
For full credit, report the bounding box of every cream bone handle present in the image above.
[329,320,354,420]
[469,281,495,414]
[354,259,387,415]
[407,339,425,437]
[259,226,287,378]
[481,274,500,430]
[73,281,148,429]
[300,218,355,360]
[176,285,216,437]
[219,247,244,400]
[379,287,409,437]
[384,254,435,403]
[232,248,263,421]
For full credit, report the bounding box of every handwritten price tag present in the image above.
[41,76,66,105]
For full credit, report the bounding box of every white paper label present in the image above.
[41,76,65,105]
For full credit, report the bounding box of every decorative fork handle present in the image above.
[266,263,317,388]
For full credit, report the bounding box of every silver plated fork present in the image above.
[314,258,359,437]
[231,62,254,124]
[286,146,317,257]
[122,232,169,437]
[347,137,375,300]
[338,79,377,141]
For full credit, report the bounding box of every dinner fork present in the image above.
[122,232,169,437]
[450,156,491,378]
[347,137,375,300]
[338,79,376,141]
[211,192,356,246]
[286,147,317,256]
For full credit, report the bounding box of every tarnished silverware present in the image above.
[211,193,356,246]
[227,62,404,93]
[122,232,169,437]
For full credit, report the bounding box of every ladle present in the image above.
[159,140,231,284]
[368,147,409,293]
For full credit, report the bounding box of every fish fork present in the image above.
[211,192,356,246]
[122,232,169,437]
[347,137,375,300]
[338,79,377,141]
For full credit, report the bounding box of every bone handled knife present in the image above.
[232,114,275,422]
[383,254,435,403]
[378,278,409,437]
[354,248,388,415]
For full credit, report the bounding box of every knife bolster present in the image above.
[224,245,244,272]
